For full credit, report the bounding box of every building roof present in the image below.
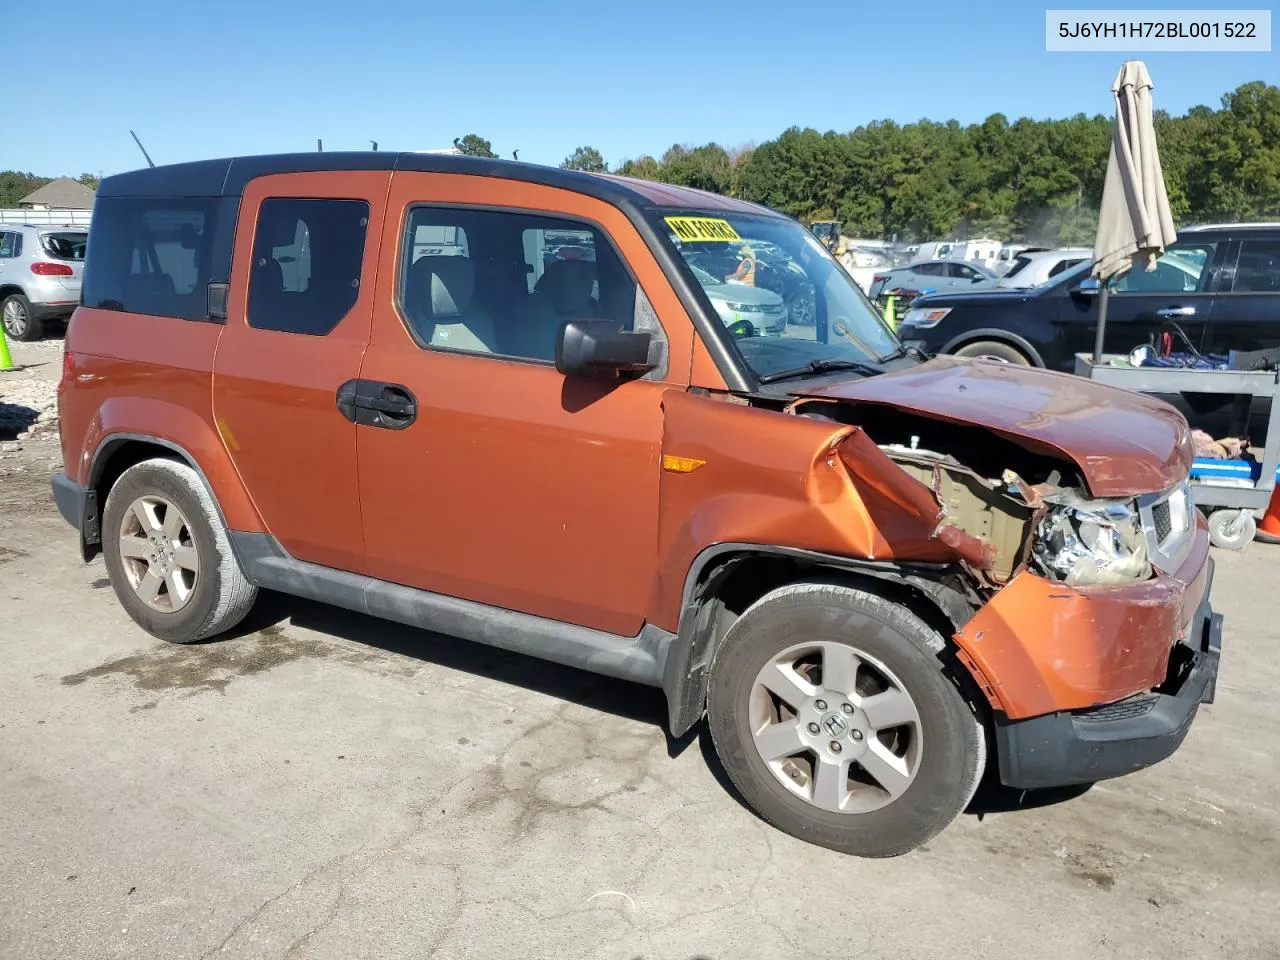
[18,177,96,209]
[97,152,777,218]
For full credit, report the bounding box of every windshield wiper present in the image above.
[758,358,884,384]
[876,345,908,362]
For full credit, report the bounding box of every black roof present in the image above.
[97,152,779,218]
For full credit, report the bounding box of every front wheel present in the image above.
[952,339,1030,365]
[707,582,986,857]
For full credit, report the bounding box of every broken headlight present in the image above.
[1032,493,1151,585]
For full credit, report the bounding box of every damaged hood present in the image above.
[800,355,1193,497]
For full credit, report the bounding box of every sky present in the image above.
[7,0,1277,179]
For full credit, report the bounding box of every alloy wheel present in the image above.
[748,640,923,814]
[117,495,200,613]
[2,299,28,337]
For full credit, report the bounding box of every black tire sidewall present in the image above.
[102,462,225,643]
[707,587,979,857]
[3,293,40,341]
[954,340,1030,365]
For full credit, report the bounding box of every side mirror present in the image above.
[1076,277,1101,296]
[556,320,654,378]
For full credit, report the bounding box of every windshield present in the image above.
[659,212,899,381]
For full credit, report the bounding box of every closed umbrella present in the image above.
[1091,60,1178,362]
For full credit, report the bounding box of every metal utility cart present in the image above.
[1075,354,1280,548]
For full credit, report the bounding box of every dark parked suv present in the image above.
[896,224,1280,369]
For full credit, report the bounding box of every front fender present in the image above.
[649,390,985,632]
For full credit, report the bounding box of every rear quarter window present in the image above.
[82,197,226,320]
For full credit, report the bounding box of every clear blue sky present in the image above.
[9,0,1276,178]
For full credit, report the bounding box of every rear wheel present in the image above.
[102,458,257,643]
[1,293,41,341]
[952,339,1030,365]
[707,582,986,857]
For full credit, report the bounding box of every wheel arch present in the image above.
[662,544,981,736]
[0,283,27,300]
[939,328,1045,367]
[83,434,249,561]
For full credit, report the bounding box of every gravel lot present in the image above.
[1,337,1278,959]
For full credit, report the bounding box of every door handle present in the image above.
[1156,306,1196,318]
[335,379,417,429]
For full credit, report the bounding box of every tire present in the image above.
[1,293,42,342]
[707,582,986,858]
[952,339,1030,365]
[102,458,257,643]
[1206,508,1256,550]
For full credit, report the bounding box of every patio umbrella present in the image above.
[1091,60,1177,362]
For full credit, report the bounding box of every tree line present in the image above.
[458,80,1279,245]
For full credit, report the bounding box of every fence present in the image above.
[0,209,92,226]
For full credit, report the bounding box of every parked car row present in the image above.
[896,223,1280,370]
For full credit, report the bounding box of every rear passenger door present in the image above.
[212,172,389,573]
[356,172,690,637]
[1203,233,1280,353]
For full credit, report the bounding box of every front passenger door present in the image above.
[1060,240,1221,359]
[356,173,691,637]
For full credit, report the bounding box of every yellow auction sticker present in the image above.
[665,216,742,242]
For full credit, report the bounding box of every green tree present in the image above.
[0,171,51,207]
[583,80,1280,242]
[560,146,607,172]
[453,134,496,159]
[77,173,100,191]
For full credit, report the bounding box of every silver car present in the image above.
[0,223,88,340]
[995,248,1091,289]
[867,259,997,300]
[688,264,789,335]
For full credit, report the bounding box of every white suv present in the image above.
[0,224,88,340]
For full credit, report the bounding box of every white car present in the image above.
[996,248,1092,289]
[688,264,789,335]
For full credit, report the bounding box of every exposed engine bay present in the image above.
[787,399,1163,589]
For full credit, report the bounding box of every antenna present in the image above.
[512,149,519,160]
[129,130,155,168]
[370,140,378,151]
[317,139,324,152]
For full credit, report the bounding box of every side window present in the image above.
[1112,243,1215,294]
[947,263,975,279]
[398,206,640,364]
[1233,239,1280,293]
[1047,258,1070,278]
[914,262,943,276]
[247,198,369,335]
[80,197,222,319]
[0,233,13,258]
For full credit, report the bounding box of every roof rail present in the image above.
[1180,222,1280,232]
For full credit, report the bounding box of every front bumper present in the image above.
[994,563,1222,789]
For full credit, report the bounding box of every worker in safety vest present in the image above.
[726,244,756,285]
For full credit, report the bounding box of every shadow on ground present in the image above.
[237,591,1088,825]
[0,402,38,441]
[239,591,693,756]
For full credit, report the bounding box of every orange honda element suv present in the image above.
[53,154,1221,857]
